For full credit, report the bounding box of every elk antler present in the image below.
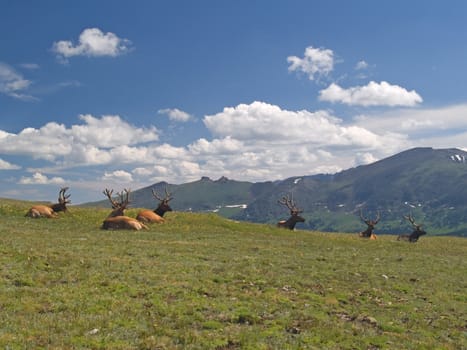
[403,213,421,228]
[278,194,302,215]
[360,209,380,224]
[104,188,131,209]
[103,189,118,208]
[374,211,381,224]
[103,188,131,217]
[117,188,131,209]
[152,187,173,202]
[359,209,367,223]
[58,187,71,204]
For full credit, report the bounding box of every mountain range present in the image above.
[83,147,467,236]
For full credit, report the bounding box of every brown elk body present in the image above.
[101,188,147,230]
[358,210,380,240]
[398,213,426,242]
[277,195,305,230]
[102,216,148,231]
[136,188,173,223]
[26,187,71,218]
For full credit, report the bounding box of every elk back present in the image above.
[26,205,57,218]
[136,210,165,223]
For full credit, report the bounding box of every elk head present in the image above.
[50,187,71,213]
[152,187,173,217]
[103,188,131,217]
[398,213,427,242]
[358,210,380,239]
[277,194,305,230]
[26,187,71,218]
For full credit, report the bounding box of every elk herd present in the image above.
[25,186,173,231]
[276,195,427,242]
[25,187,427,242]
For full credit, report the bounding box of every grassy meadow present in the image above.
[0,200,466,349]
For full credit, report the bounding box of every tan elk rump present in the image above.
[26,187,71,218]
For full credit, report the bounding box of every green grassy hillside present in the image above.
[0,201,466,349]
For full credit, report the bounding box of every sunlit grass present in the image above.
[0,201,466,349]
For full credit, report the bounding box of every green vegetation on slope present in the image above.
[0,201,466,349]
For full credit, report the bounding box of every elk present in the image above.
[136,187,173,223]
[358,210,380,239]
[25,187,71,218]
[398,213,426,242]
[277,195,305,230]
[103,188,131,217]
[101,188,148,231]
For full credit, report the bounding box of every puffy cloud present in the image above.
[355,60,369,70]
[287,46,334,81]
[158,108,194,122]
[0,62,36,101]
[189,137,243,155]
[355,152,378,165]
[102,170,133,183]
[353,103,467,149]
[319,81,423,107]
[73,114,159,148]
[52,28,132,62]
[0,158,20,170]
[150,143,188,159]
[0,115,159,164]
[203,101,381,148]
[19,172,65,185]
[193,101,407,181]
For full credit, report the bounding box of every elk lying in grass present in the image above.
[25,187,71,218]
[277,195,305,230]
[398,213,426,242]
[101,188,148,231]
[358,210,380,239]
[136,187,173,223]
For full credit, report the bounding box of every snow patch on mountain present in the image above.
[450,154,466,163]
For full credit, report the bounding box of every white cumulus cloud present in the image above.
[102,170,134,183]
[19,172,66,185]
[203,101,383,148]
[158,108,194,122]
[0,115,159,165]
[52,28,132,62]
[0,158,21,170]
[319,81,423,107]
[287,46,334,81]
[355,60,369,70]
[0,62,36,101]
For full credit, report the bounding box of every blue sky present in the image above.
[1,0,467,203]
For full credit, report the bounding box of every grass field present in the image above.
[0,200,466,349]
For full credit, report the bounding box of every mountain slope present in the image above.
[82,147,467,236]
[236,148,467,235]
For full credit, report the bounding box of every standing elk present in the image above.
[25,187,71,218]
[358,210,380,239]
[101,188,148,231]
[398,213,426,242]
[277,195,305,230]
[136,187,173,223]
